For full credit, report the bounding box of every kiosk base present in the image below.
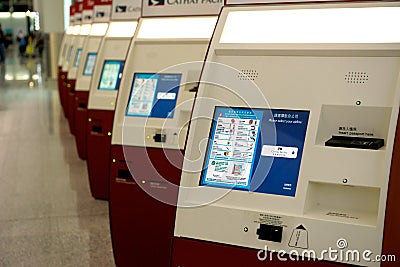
[58,70,67,115]
[109,145,183,267]
[172,238,351,267]
[67,80,76,135]
[61,79,74,119]
[57,67,63,96]
[74,91,89,160]
[86,109,114,200]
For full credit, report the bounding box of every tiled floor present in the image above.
[0,48,115,266]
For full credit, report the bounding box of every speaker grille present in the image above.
[345,72,369,84]
[238,69,259,81]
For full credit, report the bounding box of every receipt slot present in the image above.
[86,20,138,199]
[173,3,400,267]
[109,16,218,267]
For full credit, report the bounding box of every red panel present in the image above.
[78,2,83,13]
[62,79,74,119]
[74,91,89,160]
[95,0,113,5]
[109,145,184,267]
[83,0,95,10]
[86,109,115,200]
[70,5,75,16]
[382,115,400,267]
[76,2,83,13]
[67,80,76,135]
[58,71,67,109]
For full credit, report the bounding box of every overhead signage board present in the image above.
[142,0,223,17]
[111,0,142,21]
[94,0,113,22]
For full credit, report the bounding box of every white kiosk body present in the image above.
[64,0,95,135]
[85,0,141,200]
[72,0,111,160]
[76,0,112,92]
[58,26,74,69]
[62,1,83,73]
[58,3,82,117]
[173,3,400,267]
[67,0,94,82]
[108,0,222,266]
[58,4,76,70]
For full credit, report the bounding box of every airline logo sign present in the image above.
[112,0,141,21]
[75,2,83,24]
[94,0,112,22]
[143,0,223,16]
[149,0,164,5]
[83,10,94,23]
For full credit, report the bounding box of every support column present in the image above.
[33,0,71,79]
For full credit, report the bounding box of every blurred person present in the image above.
[36,32,44,57]
[0,24,5,64]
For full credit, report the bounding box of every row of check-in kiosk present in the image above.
[57,0,400,266]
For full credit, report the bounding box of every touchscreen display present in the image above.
[83,53,97,76]
[67,46,73,62]
[126,73,182,119]
[73,48,82,68]
[200,107,310,197]
[97,60,125,91]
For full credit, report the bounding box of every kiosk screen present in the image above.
[67,46,73,62]
[200,107,309,197]
[97,60,125,90]
[83,53,97,76]
[73,48,83,68]
[126,73,182,119]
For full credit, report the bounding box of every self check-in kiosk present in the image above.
[73,0,112,160]
[86,0,141,199]
[58,5,76,113]
[65,0,94,135]
[173,2,400,267]
[60,2,83,118]
[108,0,222,265]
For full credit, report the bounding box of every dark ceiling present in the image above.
[0,0,33,12]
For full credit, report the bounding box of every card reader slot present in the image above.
[325,135,384,150]
[256,224,283,243]
[153,133,166,143]
[78,103,87,109]
[91,125,103,134]
[117,169,133,180]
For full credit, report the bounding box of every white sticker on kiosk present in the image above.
[157,92,176,100]
[261,145,298,159]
